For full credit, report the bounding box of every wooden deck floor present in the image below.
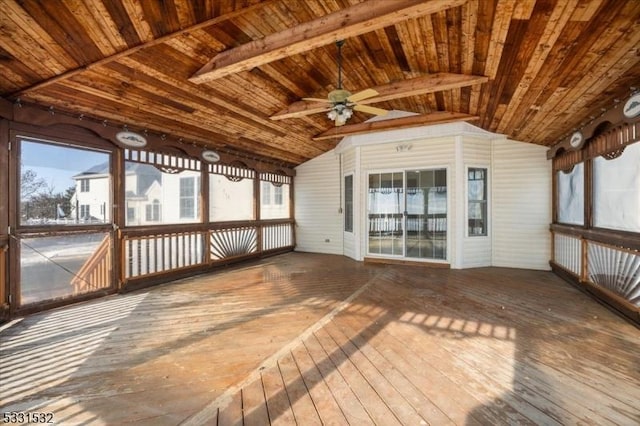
[1,252,638,425]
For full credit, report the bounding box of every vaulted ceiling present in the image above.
[1,0,639,167]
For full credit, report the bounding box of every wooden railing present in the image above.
[0,236,7,311]
[262,221,293,251]
[551,224,640,321]
[122,219,294,281]
[553,233,582,276]
[123,229,207,279]
[210,224,258,261]
[70,234,112,294]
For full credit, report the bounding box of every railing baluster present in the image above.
[120,222,291,280]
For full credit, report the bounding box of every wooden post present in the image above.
[201,164,210,265]
[581,237,588,284]
[113,147,125,291]
[0,119,8,312]
[255,173,262,253]
[289,178,295,248]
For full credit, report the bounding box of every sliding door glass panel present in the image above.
[368,172,404,255]
[405,169,447,259]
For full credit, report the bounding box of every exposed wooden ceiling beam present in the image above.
[12,0,276,97]
[271,73,488,120]
[190,0,468,83]
[312,112,479,141]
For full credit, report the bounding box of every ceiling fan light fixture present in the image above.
[328,103,353,126]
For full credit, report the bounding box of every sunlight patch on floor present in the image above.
[0,293,147,410]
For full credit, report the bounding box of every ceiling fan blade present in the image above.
[353,104,388,116]
[302,97,331,103]
[347,88,379,103]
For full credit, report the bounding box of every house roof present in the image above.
[1,0,639,167]
[74,162,110,177]
[75,161,160,197]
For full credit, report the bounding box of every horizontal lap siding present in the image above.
[463,138,492,267]
[295,150,343,255]
[492,139,551,270]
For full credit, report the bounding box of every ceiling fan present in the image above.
[303,40,388,126]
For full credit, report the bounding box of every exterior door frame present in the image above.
[8,126,118,315]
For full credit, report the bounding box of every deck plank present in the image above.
[324,318,455,425]
[322,320,428,425]
[241,375,269,426]
[261,366,296,425]
[277,352,322,425]
[303,333,374,424]
[289,343,349,425]
[313,326,402,425]
[218,390,242,426]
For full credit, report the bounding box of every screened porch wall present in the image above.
[0,113,297,318]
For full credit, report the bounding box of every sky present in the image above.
[21,139,109,194]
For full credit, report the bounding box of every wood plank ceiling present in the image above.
[1,0,639,167]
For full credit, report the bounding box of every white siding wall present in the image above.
[75,175,110,221]
[295,122,552,271]
[462,137,492,267]
[359,138,456,263]
[492,139,551,270]
[295,150,343,254]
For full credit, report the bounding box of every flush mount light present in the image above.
[115,131,147,147]
[201,149,221,163]
[623,92,640,118]
[569,131,584,148]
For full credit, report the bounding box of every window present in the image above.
[274,185,283,205]
[127,207,135,222]
[80,204,90,219]
[145,199,161,222]
[593,142,640,232]
[468,167,487,236]
[262,181,271,206]
[19,139,110,226]
[260,180,290,219]
[180,177,197,219]
[344,174,353,232]
[557,163,584,225]
[124,162,201,226]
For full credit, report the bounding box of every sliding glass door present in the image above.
[405,169,447,260]
[368,169,447,260]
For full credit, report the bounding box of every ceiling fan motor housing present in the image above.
[328,89,352,104]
